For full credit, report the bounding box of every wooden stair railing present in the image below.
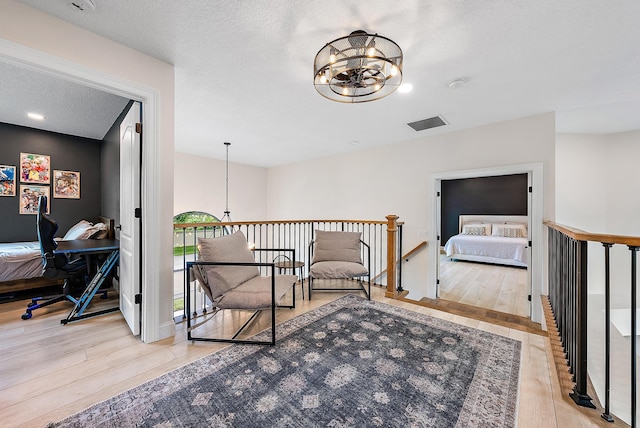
[174,216,403,313]
[372,240,427,283]
[545,221,640,424]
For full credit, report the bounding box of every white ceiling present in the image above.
[6,0,640,167]
[0,60,129,140]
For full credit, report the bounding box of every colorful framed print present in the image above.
[19,185,49,214]
[0,165,16,196]
[53,170,80,199]
[20,153,50,184]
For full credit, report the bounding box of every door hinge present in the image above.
[437,235,440,241]
[135,122,142,134]
[528,186,532,193]
[135,208,142,218]
[135,293,142,304]
[437,191,441,197]
[528,240,532,247]
[528,294,532,302]
[436,279,440,285]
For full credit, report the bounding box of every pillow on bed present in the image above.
[63,220,108,240]
[461,223,491,236]
[492,224,527,238]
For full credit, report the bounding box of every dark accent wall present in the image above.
[101,100,132,228]
[0,122,102,242]
[441,174,528,244]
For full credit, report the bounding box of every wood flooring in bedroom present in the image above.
[438,255,529,318]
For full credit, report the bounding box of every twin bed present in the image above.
[443,215,529,268]
[0,217,114,294]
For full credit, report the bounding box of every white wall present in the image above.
[606,131,640,235]
[174,152,267,221]
[555,134,608,230]
[555,133,609,293]
[267,113,556,308]
[556,130,640,235]
[0,0,175,342]
[556,131,640,297]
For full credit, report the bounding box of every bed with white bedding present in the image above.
[443,215,529,268]
[0,241,43,282]
[0,218,113,293]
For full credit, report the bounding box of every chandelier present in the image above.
[313,30,403,103]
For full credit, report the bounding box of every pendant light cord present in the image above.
[222,142,231,222]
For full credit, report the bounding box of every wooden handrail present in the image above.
[175,219,406,229]
[544,221,640,246]
[403,241,427,261]
[371,241,428,282]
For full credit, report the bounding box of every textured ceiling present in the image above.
[7,0,640,166]
[0,60,129,140]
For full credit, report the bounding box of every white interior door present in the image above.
[119,101,141,335]
[435,179,442,298]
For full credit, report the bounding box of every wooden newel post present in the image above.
[386,215,399,298]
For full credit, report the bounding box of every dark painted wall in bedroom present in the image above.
[101,100,132,229]
[0,122,102,243]
[440,174,528,244]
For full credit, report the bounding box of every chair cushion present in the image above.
[198,231,260,300]
[312,230,362,264]
[310,261,368,279]
[217,274,297,310]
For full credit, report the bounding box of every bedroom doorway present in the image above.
[438,175,530,318]
[0,55,150,338]
[431,163,544,324]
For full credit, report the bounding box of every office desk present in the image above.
[57,238,119,254]
[56,239,119,324]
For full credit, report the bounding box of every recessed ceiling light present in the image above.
[349,140,360,146]
[398,83,413,93]
[27,112,45,121]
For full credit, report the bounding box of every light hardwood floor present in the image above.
[0,284,625,427]
[439,256,530,318]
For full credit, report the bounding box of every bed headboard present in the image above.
[98,216,115,239]
[458,215,528,234]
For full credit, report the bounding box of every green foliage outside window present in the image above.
[173,211,221,255]
[173,211,220,224]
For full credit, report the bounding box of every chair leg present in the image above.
[22,293,77,320]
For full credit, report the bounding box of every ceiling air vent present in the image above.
[407,115,447,132]
[68,0,96,12]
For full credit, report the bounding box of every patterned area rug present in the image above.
[50,295,521,427]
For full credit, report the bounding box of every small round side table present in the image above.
[274,260,305,300]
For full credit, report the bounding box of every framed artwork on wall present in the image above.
[53,170,80,199]
[0,165,16,196]
[20,152,50,184]
[19,184,49,214]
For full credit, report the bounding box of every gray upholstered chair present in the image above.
[308,230,371,300]
[187,230,297,345]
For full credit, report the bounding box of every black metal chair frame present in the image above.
[308,239,371,300]
[22,196,88,320]
[186,248,296,346]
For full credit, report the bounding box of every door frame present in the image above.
[429,162,544,324]
[0,38,174,342]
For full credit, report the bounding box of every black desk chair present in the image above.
[21,196,88,320]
